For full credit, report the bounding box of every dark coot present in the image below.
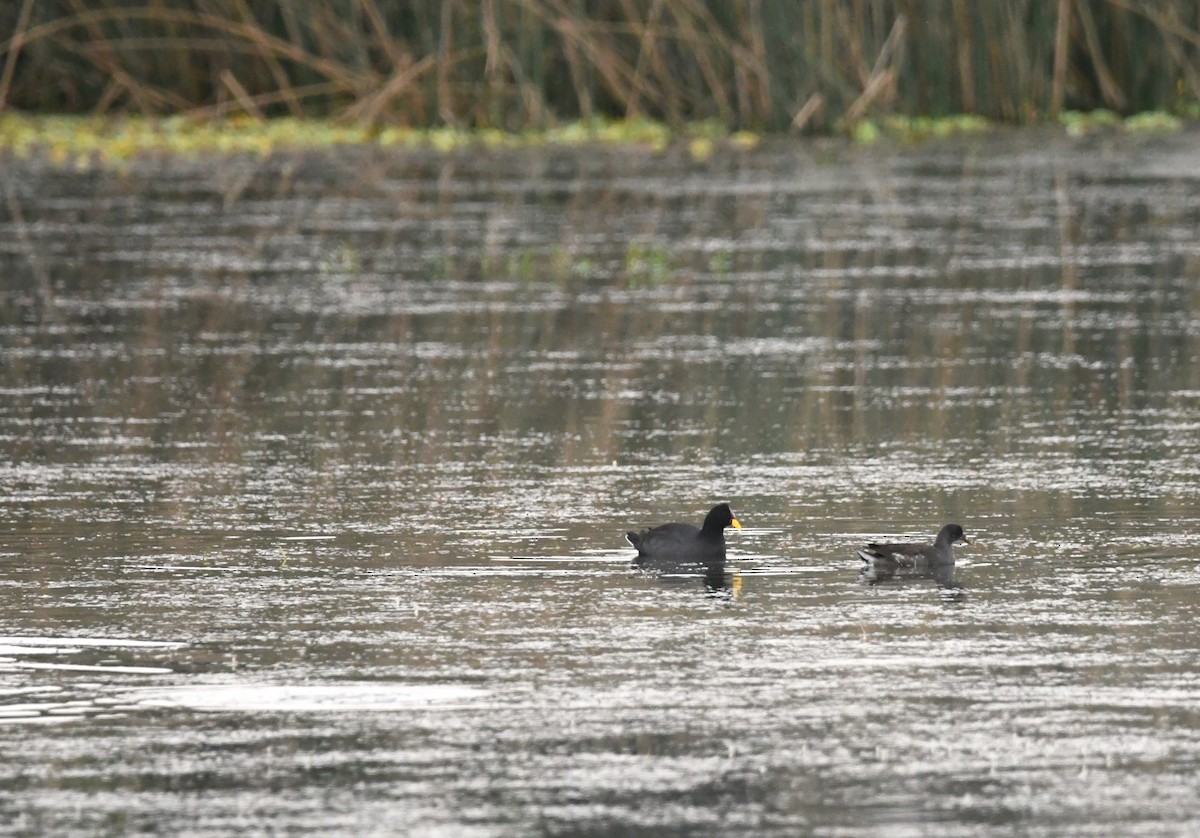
[627,503,742,570]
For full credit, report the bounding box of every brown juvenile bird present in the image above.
[857,523,970,582]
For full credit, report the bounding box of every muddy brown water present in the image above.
[3,130,1200,835]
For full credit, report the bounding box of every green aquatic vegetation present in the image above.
[0,113,760,165]
[483,246,596,285]
[851,114,992,144]
[688,130,762,161]
[318,243,362,276]
[624,244,671,288]
[1123,111,1183,132]
[851,120,882,145]
[708,250,732,277]
[1059,109,1122,136]
[570,256,595,277]
[688,136,716,162]
[505,250,537,282]
[0,114,377,164]
[729,131,761,150]
[886,114,991,139]
[1060,109,1183,135]
[851,107,1194,144]
[548,246,594,281]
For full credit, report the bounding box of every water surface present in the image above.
[3,130,1200,835]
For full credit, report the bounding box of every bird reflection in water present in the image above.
[630,554,742,599]
[704,564,742,599]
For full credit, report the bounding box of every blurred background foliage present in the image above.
[1,1,1198,131]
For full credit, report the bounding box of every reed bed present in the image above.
[1,1,1198,132]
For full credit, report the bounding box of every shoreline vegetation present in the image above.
[1,2,1198,161]
[0,110,1189,166]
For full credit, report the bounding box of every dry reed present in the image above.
[0,0,1197,130]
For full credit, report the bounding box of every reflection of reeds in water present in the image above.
[3,134,1196,543]
[1,1,1198,129]
[3,141,1181,476]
